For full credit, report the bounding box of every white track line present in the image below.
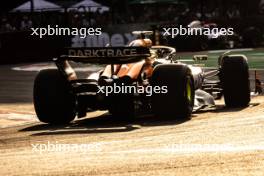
[208,48,253,54]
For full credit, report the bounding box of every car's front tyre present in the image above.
[219,55,250,107]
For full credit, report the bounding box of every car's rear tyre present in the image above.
[219,55,250,107]
[151,64,195,120]
[33,69,76,124]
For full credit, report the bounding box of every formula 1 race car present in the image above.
[33,31,250,124]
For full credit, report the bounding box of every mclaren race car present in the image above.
[33,31,251,124]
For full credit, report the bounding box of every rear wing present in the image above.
[56,47,151,64]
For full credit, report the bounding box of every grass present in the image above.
[176,49,264,69]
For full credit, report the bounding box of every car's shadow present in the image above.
[20,102,259,136]
[20,113,190,136]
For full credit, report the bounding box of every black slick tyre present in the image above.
[33,69,76,124]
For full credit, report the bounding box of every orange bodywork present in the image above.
[101,38,155,80]
[101,61,146,79]
[101,60,154,80]
[101,56,155,80]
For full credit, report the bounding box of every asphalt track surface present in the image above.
[0,63,263,176]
